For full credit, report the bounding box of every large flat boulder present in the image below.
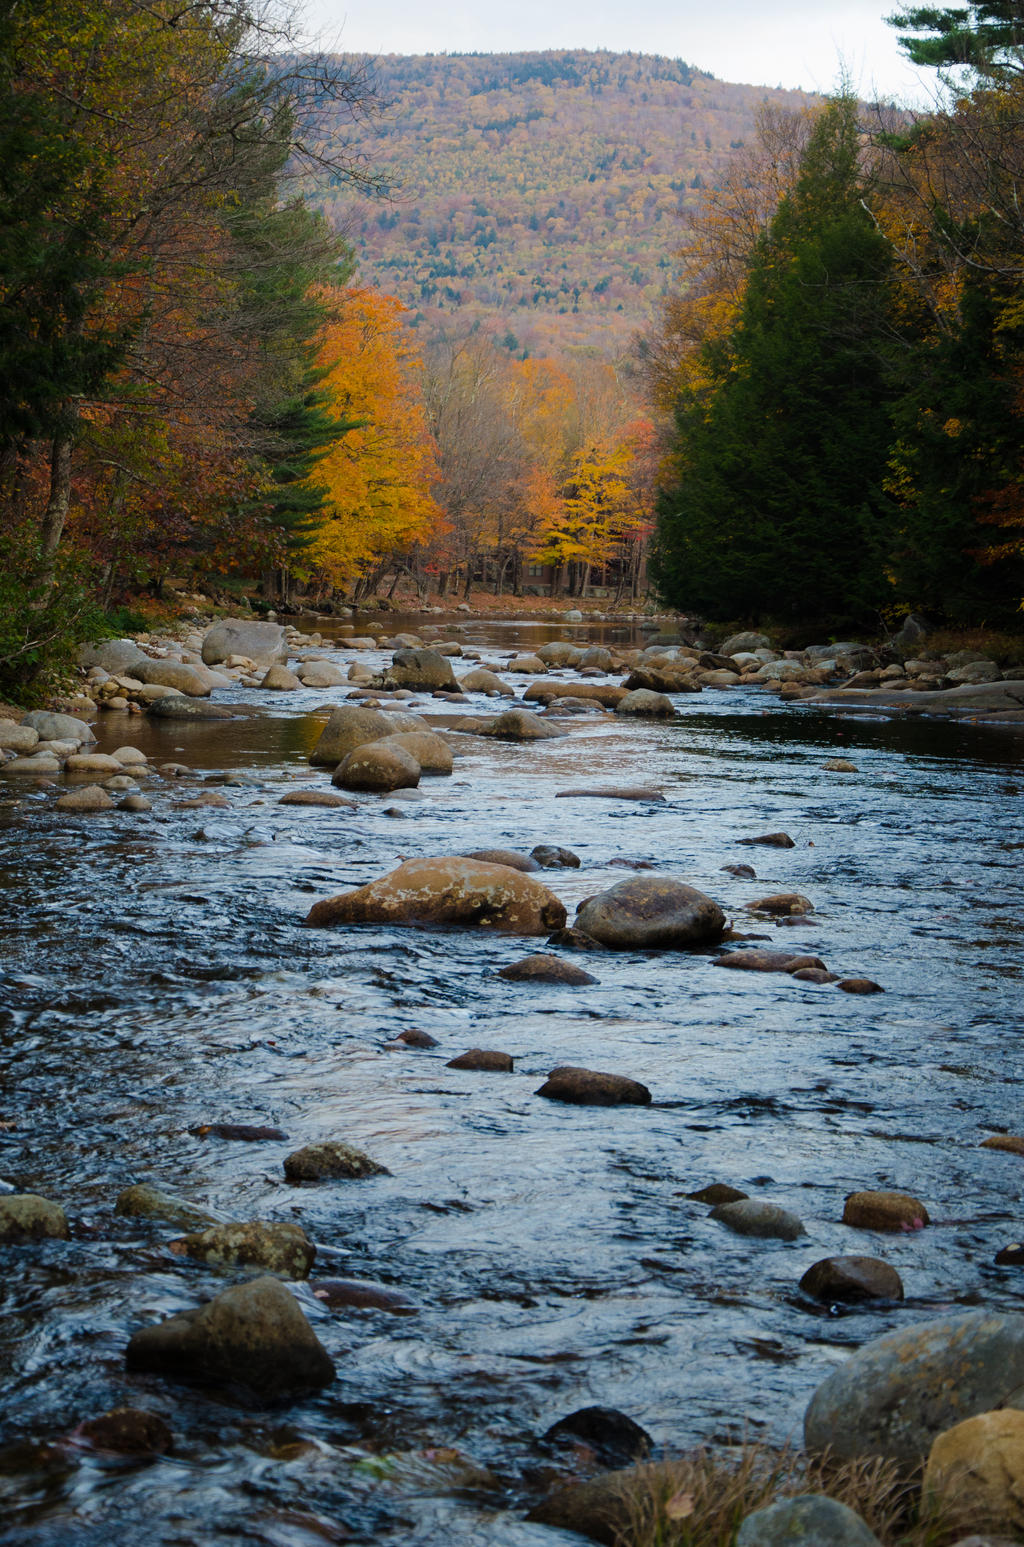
[304,856,567,935]
[309,705,429,767]
[575,877,725,949]
[812,680,1024,715]
[804,1311,1024,1469]
[125,1274,334,1398]
[201,620,287,667]
[21,710,95,743]
[134,659,212,697]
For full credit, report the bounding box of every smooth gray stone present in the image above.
[737,1493,881,1545]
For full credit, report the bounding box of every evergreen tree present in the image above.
[653,96,896,627]
[888,2,1024,81]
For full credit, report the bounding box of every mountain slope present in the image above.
[311,51,818,357]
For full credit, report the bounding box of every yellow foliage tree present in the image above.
[307,287,442,591]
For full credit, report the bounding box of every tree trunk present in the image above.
[35,427,75,587]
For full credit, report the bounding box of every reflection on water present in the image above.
[0,615,1022,1545]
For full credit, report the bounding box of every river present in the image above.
[1,614,1022,1546]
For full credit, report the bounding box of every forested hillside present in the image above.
[313,52,818,355]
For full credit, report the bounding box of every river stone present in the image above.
[800,1256,904,1303]
[296,660,346,688]
[464,849,540,872]
[393,1028,439,1048]
[311,1277,418,1314]
[0,1194,69,1241]
[710,1199,806,1240]
[309,705,428,766]
[136,682,183,703]
[115,1184,221,1231]
[147,696,235,720]
[722,631,771,654]
[838,977,885,994]
[791,967,839,984]
[509,652,547,673]
[536,1066,651,1106]
[526,1462,683,1542]
[557,785,665,802]
[168,1221,316,1278]
[948,660,1001,684]
[118,793,152,812]
[458,668,515,695]
[982,1135,1024,1156]
[531,844,581,868]
[736,1493,881,1546]
[924,1410,1024,1534]
[625,664,701,693]
[737,832,795,848]
[55,784,115,812]
[0,722,38,752]
[536,641,581,666]
[202,620,287,667]
[722,862,757,879]
[75,1407,173,1456]
[78,638,148,674]
[686,1183,749,1204]
[748,892,815,916]
[472,708,566,740]
[547,926,608,950]
[498,953,598,985]
[543,1406,652,1467]
[21,710,95,743]
[371,730,453,774]
[804,1310,1024,1469]
[64,753,124,776]
[843,1190,929,1231]
[304,857,567,935]
[283,1143,389,1181]
[192,1123,288,1141]
[126,1274,334,1397]
[111,745,148,766]
[615,688,676,717]
[575,877,725,950]
[714,950,826,974]
[381,648,458,692]
[332,740,420,792]
[446,1049,514,1071]
[260,663,302,691]
[824,757,858,772]
[278,790,357,808]
[4,753,61,774]
[135,659,211,697]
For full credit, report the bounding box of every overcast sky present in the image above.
[304,0,936,103]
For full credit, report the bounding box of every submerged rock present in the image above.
[842,1190,929,1231]
[556,786,665,802]
[464,848,540,872]
[74,1407,173,1456]
[304,857,567,936]
[278,790,356,808]
[800,1256,904,1303]
[737,832,795,848]
[747,892,815,916]
[0,1194,69,1242]
[311,1278,418,1314]
[115,1185,222,1231]
[126,1275,334,1398]
[283,1143,389,1181]
[536,1067,651,1106]
[531,844,582,869]
[542,1406,652,1468]
[714,950,826,974]
[497,953,598,985]
[710,1199,806,1241]
[685,1183,749,1205]
[168,1221,316,1278]
[575,877,725,950]
[55,784,115,812]
[804,1310,1024,1468]
[445,1049,514,1072]
[838,977,885,994]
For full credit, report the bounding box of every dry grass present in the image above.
[613,1443,984,1547]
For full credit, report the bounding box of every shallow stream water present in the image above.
[1,615,1023,1546]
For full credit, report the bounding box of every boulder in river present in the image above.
[713,950,826,974]
[201,619,287,667]
[278,790,356,808]
[0,1194,69,1241]
[75,1406,173,1456]
[542,1406,652,1468]
[464,849,539,872]
[574,877,725,950]
[126,1274,334,1398]
[472,708,567,740]
[304,856,567,935]
[685,1183,749,1205]
[446,1049,514,1071]
[0,722,39,753]
[721,631,771,655]
[260,664,302,691]
[135,660,211,697]
[710,1199,806,1240]
[799,1256,904,1303]
[614,688,676,717]
[309,705,428,766]
[982,1135,1024,1157]
[332,740,421,792]
[838,977,885,994]
[535,1066,651,1106]
[115,1184,222,1231]
[295,660,346,688]
[168,1221,316,1278]
[804,1310,1024,1469]
[924,1409,1024,1535]
[381,648,458,692]
[283,1142,389,1181]
[64,753,124,777]
[737,831,795,848]
[747,892,815,916]
[311,1277,418,1314]
[147,697,236,720]
[842,1190,929,1231]
[531,844,581,868]
[736,1495,881,1547]
[458,667,515,696]
[55,784,115,812]
[556,786,665,802]
[372,730,454,774]
[21,710,95,743]
[498,953,598,985]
